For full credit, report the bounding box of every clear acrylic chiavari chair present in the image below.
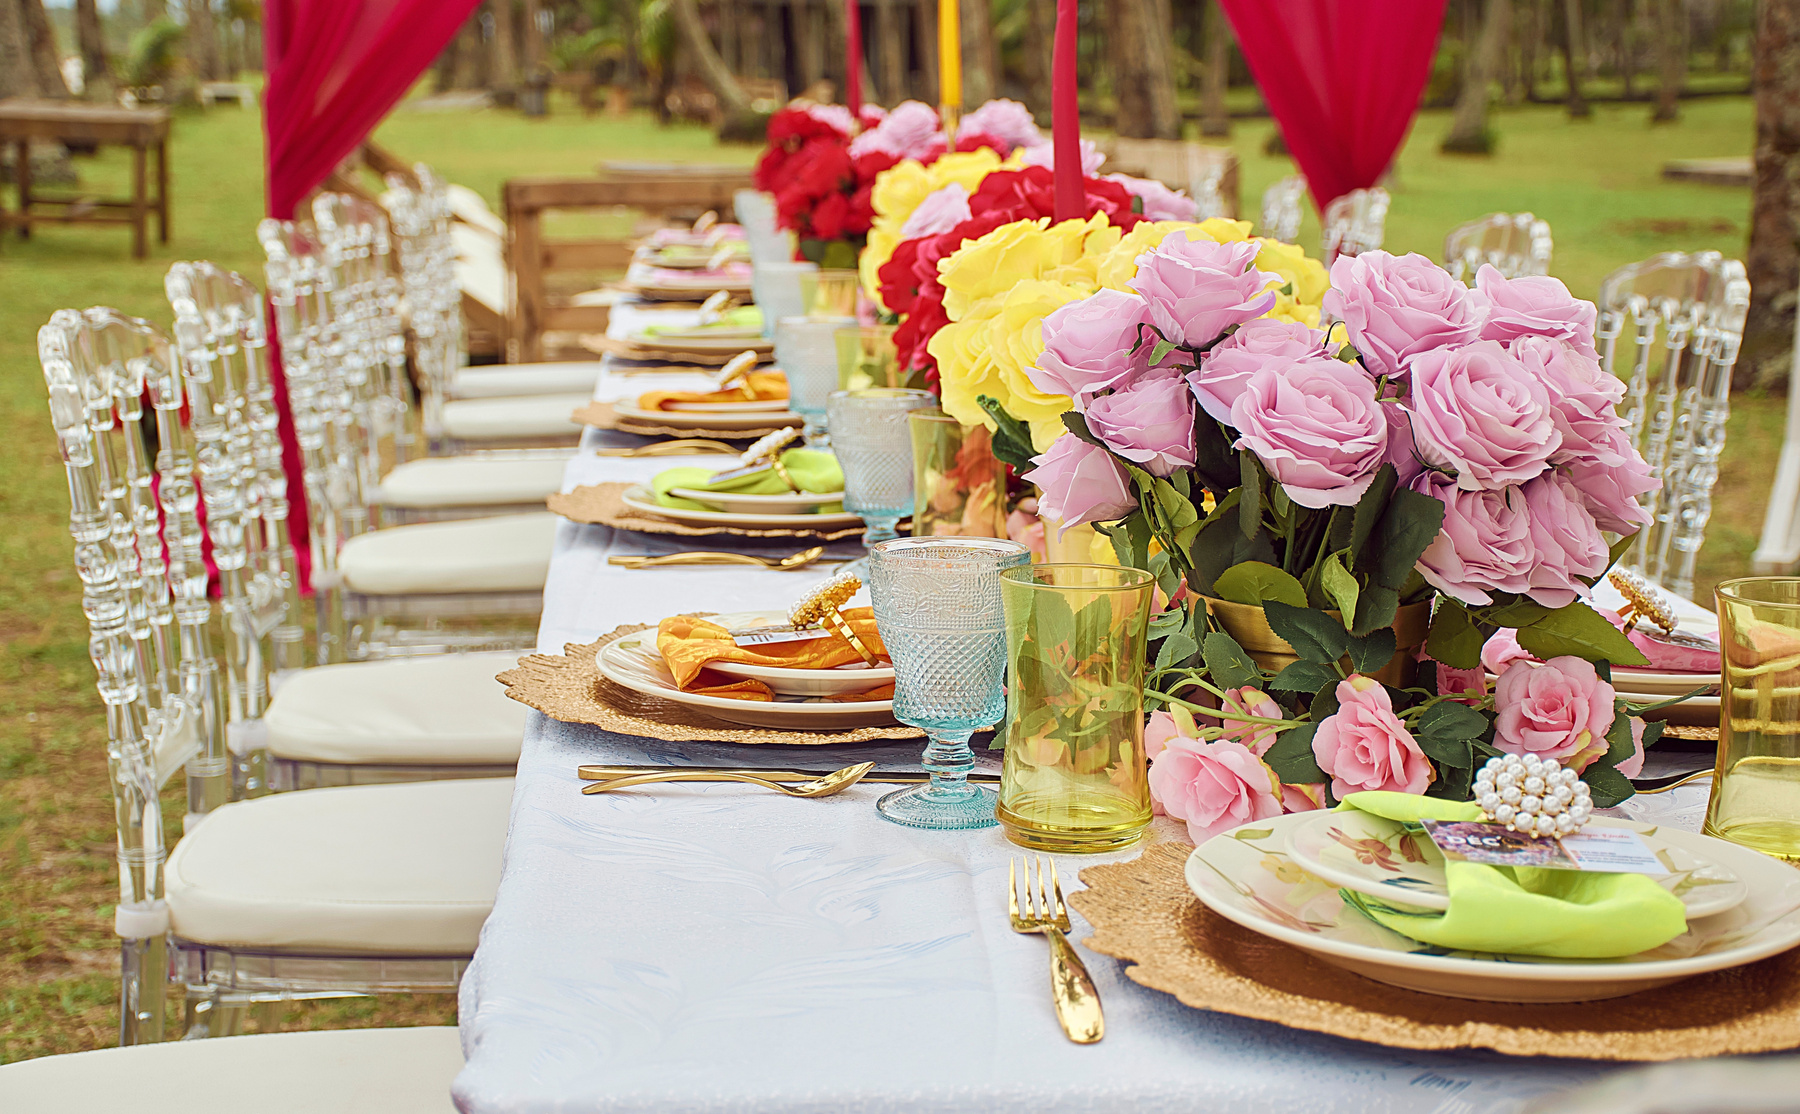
[1321,186,1390,266]
[1443,211,1553,283]
[1260,175,1306,244]
[1598,251,1751,600]
[259,212,553,662]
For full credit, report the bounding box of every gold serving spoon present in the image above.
[580,761,876,798]
[593,439,739,458]
[608,546,827,570]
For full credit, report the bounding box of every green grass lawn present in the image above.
[0,91,1777,1061]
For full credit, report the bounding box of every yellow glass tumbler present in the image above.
[997,564,1155,852]
[836,324,905,391]
[1708,577,1800,860]
[909,411,1007,539]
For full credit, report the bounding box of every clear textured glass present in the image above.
[828,388,935,549]
[753,262,819,339]
[868,536,1032,829]
[777,315,855,446]
[1708,577,1800,861]
[733,189,793,267]
[997,564,1155,852]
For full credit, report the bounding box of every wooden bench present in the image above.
[0,99,171,258]
[502,172,752,363]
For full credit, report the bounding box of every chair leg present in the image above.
[119,935,167,1046]
[182,989,250,1039]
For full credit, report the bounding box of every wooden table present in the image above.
[0,100,171,259]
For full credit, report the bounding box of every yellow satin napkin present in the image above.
[638,370,789,412]
[656,611,891,702]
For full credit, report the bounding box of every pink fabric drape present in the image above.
[261,0,480,591]
[1218,0,1447,211]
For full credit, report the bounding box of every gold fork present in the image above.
[1009,855,1103,1044]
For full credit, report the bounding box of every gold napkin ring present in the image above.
[820,608,880,666]
[768,455,801,492]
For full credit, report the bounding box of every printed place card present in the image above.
[1419,820,1667,875]
[729,626,833,648]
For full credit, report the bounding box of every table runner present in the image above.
[453,308,1724,1114]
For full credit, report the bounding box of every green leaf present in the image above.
[1604,713,1636,765]
[975,395,1039,472]
[1202,630,1263,691]
[1191,415,1241,496]
[1414,731,1474,770]
[1364,487,1447,590]
[1619,686,1711,716]
[1516,601,1650,666]
[1426,600,1485,670]
[1349,463,1398,568]
[1418,700,1489,745]
[1213,561,1308,608]
[1271,660,1338,692]
[1582,762,1636,807]
[1262,721,1326,784]
[1155,629,1201,672]
[1426,762,1474,802]
[1483,598,1554,629]
[1188,516,1277,597]
[1640,719,1666,752]
[1262,600,1350,665]
[1351,585,1400,637]
[1320,550,1360,626]
[1347,628,1398,675]
[1238,453,1262,539]
[1060,409,1107,449]
[1149,337,1183,368]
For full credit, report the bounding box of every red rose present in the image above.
[811,192,851,240]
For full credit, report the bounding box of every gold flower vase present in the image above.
[1203,597,1431,689]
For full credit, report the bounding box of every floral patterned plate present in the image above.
[1286,810,1749,920]
[1185,813,1800,1002]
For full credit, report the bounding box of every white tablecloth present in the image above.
[453,313,1722,1114]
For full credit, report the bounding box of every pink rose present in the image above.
[1411,470,1533,606]
[1312,676,1433,797]
[1519,471,1610,609]
[1187,318,1326,425]
[1280,782,1328,813]
[849,100,945,161]
[1433,660,1489,705]
[1005,496,1047,560]
[1510,336,1629,465]
[1562,440,1658,534]
[1149,737,1284,844]
[1481,629,1533,674]
[1105,173,1200,222]
[1380,398,1425,486]
[1617,717,1647,779]
[1322,250,1481,380]
[1129,235,1280,349]
[1408,339,1561,490]
[1144,709,1184,762]
[803,103,857,136]
[1230,356,1389,509]
[1020,138,1105,175]
[1202,687,1284,755]
[1474,265,1599,359]
[1022,434,1138,531]
[1029,289,1153,399]
[1492,656,1617,771]
[897,183,972,240]
[956,98,1043,152]
[1083,373,1197,477]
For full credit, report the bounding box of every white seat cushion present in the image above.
[452,223,508,315]
[166,779,513,952]
[0,1027,464,1114]
[441,395,589,441]
[265,653,530,766]
[450,362,603,399]
[448,182,507,238]
[338,512,558,595]
[375,455,570,509]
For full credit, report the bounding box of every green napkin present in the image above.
[652,449,844,512]
[1334,791,1688,959]
[639,306,763,336]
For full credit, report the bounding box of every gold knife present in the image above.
[578,764,1001,785]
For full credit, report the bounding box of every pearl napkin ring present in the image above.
[711,348,760,391]
[716,427,803,491]
[1474,753,1593,838]
[789,572,879,666]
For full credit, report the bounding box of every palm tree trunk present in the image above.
[76,0,110,96]
[1560,0,1590,116]
[1200,0,1230,136]
[0,0,36,99]
[1651,0,1684,122]
[1442,0,1511,153]
[1742,0,1800,388]
[187,0,221,81]
[20,0,70,96]
[1022,0,1051,118]
[489,0,519,98]
[960,0,996,105]
[668,0,754,118]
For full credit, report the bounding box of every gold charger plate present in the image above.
[548,482,874,542]
[496,622,923,745]
[581,334,770,366]
[1071,842,1800,1061]
[574,402,796,441]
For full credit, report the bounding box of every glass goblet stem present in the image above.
[861,516,901,550]
[801,415,830,449]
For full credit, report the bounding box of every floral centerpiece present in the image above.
[989,245,1675,836]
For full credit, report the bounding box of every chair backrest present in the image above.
[1101,138,1240,221]
[1597,251,1750,599]
[166,261,307,731]
[311,191,416,466]
[1443,211,1553,283]
[384,167,465,450]
[1260,175,1306,244]
[1321,187,1389,265]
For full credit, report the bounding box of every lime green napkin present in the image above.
[652,449,844,511]
[639,306,763,336]
[1334,791,1687,959]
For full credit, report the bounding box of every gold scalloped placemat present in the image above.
[546,481,872,541]
[581,333,769,366]
[573,401,797,441]
[496,622,924,745]
[1071,841,1800,1061]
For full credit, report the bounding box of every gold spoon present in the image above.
[581,761,876,797]
[593,439,739,457]
[608,545,827,570]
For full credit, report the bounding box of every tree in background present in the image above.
[1557,0,1591,117]
[75,0,112,97]
[1443,0,1512,152]
[185,0,221,81]
[1200,0,1231,137]
[18,0,72,96]
[1743,0,1800,388]
[1109,0,1179,139]
[1651,0,1684,121]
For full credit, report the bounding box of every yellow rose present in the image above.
[859,149,1009,307]
[987,279,1091,446]
[1252,236,1330,308]
[1090,219,1244,291]
[930,314,1006,435]
[936,218,1056,320]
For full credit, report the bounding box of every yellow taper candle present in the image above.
[938,0,962,114]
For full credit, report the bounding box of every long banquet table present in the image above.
[452,308,1725,1114]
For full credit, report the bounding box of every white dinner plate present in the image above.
[1185,812,1800,1002]
[626,331,774,353]
[1609,667,1721,697]
[621,483,862,529]
[662,399,793,414]
[695,611,893,696]
[1284,809,1748,920]
[611,403,801,431]
[665,488,845,515]
[595,627,896,729]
